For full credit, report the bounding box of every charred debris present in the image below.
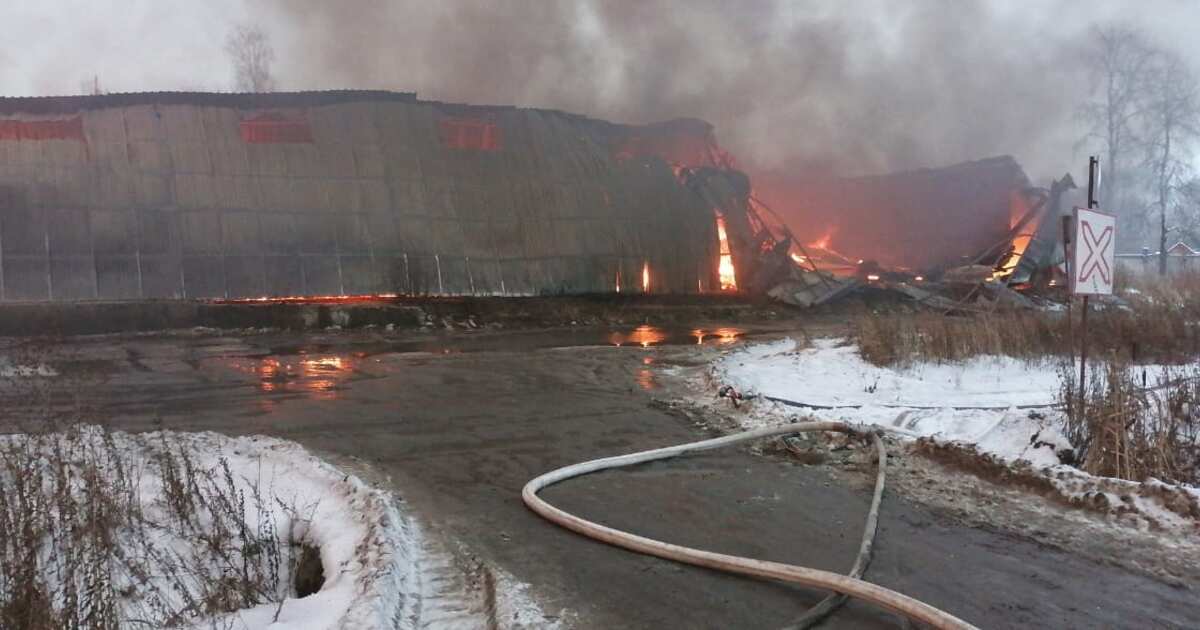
[682,148,1083,311]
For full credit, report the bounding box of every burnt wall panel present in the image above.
[50,258,95,300]
[379,255,410,294]
[91,209,139,256]
[141,256,181,299]
[340,255,383,295]
[436,256,471,294]
[301,256,342,295]
[138,209,174,255]
[96,256,140,299]
[294,215,338,254]
[224,255,265,297]
[264,255,304,296]
[4,257,49,301]
[0,95,718,301]
[179,211,222,255]
[181,256,225,298]
[1,206,46,255]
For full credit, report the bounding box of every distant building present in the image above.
[1116,241,1200,276]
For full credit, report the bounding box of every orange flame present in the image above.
[715,216,737,291]
[994,190,1040,279]
[809,229,835,251]
[642,262,651,293]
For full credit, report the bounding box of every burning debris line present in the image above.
[729,155,1090,311]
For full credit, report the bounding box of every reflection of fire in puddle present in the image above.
[229,354,358,401]
[608,325,745,348]
[636,355,660,390]
[692,328,742,345]
[610,325,668,348]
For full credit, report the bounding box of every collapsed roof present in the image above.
[769,156,1032,274]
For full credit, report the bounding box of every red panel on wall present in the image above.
[439,118,502,151]
[239,113,314,143]
[0,116,85,142]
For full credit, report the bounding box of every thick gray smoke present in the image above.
[260,0,1161,182]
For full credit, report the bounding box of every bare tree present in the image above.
[1079,26,1156,224]
[1174,178,1200,246]
[78,75,105,95]
[1142,50,1200,274]
[225,24,276,93]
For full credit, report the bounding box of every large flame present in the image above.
[993,190,1040,279]
[809,229,835,251]
[715,215,738,290]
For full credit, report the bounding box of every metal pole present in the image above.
[1079,156,1100,406]
[1062,215,1073,346]
[1079,294,1089,399]
[1087,156,1097,210]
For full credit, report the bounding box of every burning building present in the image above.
[0,91,743,302]
[0,89,1074,310]
[765,156,1034,277]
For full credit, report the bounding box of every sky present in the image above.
[3,0,1200,186]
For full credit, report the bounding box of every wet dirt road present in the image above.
[8,325,1196,629]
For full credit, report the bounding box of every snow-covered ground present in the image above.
[715,338,1069,466]
[0,428,560,630]
[184,432,418,630]
[709,337,1200,529]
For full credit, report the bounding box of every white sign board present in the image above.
[1071,207,1116,296]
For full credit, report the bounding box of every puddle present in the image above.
[223,352,362,401]
[378,325,749,355]
[636,355,661,391]
[265,325,750,358]
[214,325,750,402]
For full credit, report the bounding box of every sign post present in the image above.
[1072,156,1115,405]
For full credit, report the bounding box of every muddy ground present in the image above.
[1,319,1196,629]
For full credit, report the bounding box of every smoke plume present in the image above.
[260,0,1141,183]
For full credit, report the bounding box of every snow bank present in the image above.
[715,338,1069,466]
[169,431,423,630]
[722,338,1059,408]
[710,337,1200,526]
[0,428,562,630]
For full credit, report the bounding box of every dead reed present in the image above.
[854,273,1200,367]
[0,425,313,629]
[1058,361,1200,485]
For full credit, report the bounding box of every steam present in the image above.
[259,0,1182,182]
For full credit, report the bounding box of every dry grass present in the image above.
[852,274,1200,485]
[0,425,314,629]
[854,310,1066,366]
[1058,362,1200,485]
[854,273,1200,367]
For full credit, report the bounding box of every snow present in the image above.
[0,428,559,630]
[710,337,1200,528]
[0,359,57,377]
[714,338,1138,469]
[174,432,419,630]
[721,338,1058,408]
[714,338,1069,466]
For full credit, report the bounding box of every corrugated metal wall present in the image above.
[0,93,719,301]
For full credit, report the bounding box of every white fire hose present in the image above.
[522,421,978,630]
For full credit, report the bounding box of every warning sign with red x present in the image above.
[1071,207,1116,296]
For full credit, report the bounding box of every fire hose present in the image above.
[522,421,978,630]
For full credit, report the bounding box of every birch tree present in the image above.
[1079,26,1155,229]
[1143,50,1199,273]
